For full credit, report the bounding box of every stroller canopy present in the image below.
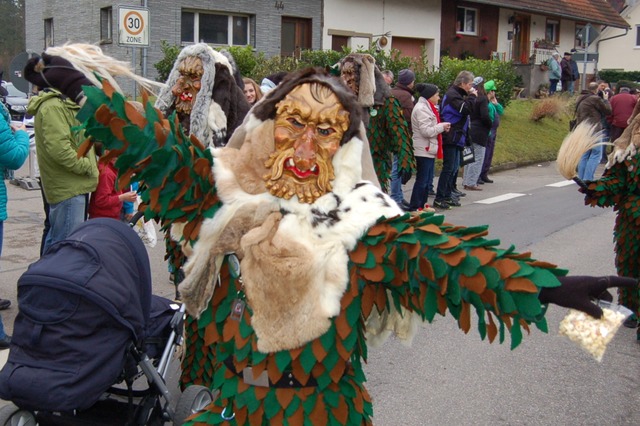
[19,218,152,342]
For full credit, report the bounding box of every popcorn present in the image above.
[558,308,627,362]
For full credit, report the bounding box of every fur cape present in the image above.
[154,43,250,147]
[179,69,415,352]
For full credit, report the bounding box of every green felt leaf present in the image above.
[510,318,523,349]
[512,263,535,278]
[526,267,563,288]
[302,392,318,417]
[481,266,501,290]
[497,291,517,314]
[459,254,481,277]
[199,305,213,327]
[361,251,377,269]
[264,391,280,419]
[284,395,301,417]
[324,388,339,408]
[299,344,316,374]
[274,351,292,372]
[424,286,438,322]
[534,317,549,334]
[511,292,543,318]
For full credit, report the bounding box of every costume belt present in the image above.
[222,357,322,388]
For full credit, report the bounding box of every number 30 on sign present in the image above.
[118,6,150,46]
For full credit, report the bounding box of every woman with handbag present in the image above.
[408,83,450,211]
[463,78,492,191]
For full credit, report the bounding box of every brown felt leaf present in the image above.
[520,318,531,334]
[335,314,351,340]
[149,187,161,211]
[350,243,368,264]
[438,235,461,250]
[528,260,558,269]
[174,166,190,183]
[419,257,435,281]
[335,339,350,361]
[374,285,387,312]
[109,117,127,141]
[125,101,148,128]
[480,290,499,313]
[102,79,115,99]
[440,249,466,266]
[459,273,487,294]
[459,229,489,241]
[309,397,328,425]
[222,318,239,342]
[95,104,114,126]
[329,359,346,383]
[311,339,327,362]
[76,138,94,159]
[493,258,521,279]
[194,157,212,178]
[459,301,471,333]
[332,396,349,425]
[153,122,167,147]
[275,388,295,410]
[141,86,149,107]
[360,265,385,282]
[267,359,284,384]
[470,247,497,265]
[417,223,443,235]
[189,133,206,151]
[360,286,375,318]
[504,277,539,293]
[486,312,498,343]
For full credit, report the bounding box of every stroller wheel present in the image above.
[173,385,215,426]
[0,403,37,426]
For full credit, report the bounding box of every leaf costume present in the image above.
[582,156,640,337]
[76,69,632,426]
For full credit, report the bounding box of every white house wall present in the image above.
[597,4,640,72]
[323,0,441,66]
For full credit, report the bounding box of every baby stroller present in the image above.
[0,218,213,425]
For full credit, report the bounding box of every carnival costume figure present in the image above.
[24,52,639,424]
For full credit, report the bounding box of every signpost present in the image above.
[118,6,150,99]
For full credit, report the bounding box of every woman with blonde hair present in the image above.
[242,77,263,106]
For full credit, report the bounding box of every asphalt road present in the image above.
[1,160,638,425]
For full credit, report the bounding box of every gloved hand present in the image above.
[539,275,638,319]
[24,53,93,103]
[400,169,412,185]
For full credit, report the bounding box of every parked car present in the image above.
[1,81,29,121]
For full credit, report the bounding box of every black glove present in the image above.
[24,53,93,103]
[539,275,638,319]
[400,169,412,185]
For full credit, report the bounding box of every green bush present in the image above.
[153,43,519,107]
[598,70,640,85]
[154,40,181,82]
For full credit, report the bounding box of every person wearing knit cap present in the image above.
[390,69,417,208]
[479,80,504,184]
[408,83,450,211]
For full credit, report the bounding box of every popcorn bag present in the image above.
[559,301,633,362]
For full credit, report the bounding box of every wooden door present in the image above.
[512,15,530,64]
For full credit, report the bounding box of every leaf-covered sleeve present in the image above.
[350,212,567,350]
[77,82,222,246]
[583,159,632,208]
[386,97,416,175]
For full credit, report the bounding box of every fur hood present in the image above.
[155,43,250,147]
[178,68,402,352]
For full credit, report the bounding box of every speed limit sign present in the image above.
[118,6,149,46]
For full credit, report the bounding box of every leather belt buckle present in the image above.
[242,367,269,387]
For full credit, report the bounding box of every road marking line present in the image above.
[546,180,575,187]
[474,193,526,204]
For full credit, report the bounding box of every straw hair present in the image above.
[556,122,607,179]
[45,43,163,95]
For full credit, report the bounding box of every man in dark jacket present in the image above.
[389,69,416,208]
[576,82,611,180]
[561,52,574,93]
[433,70,476,210]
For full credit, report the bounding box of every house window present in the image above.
[456,7,477,35]
[545,19,560,44]
[181,10,249,46]
[44,18,54,48]
[100,7,113,44]
[636,25,640,47]
[574,24,586,49]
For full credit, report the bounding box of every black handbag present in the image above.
[461,145,475,166]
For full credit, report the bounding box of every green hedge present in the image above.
[154,43,520,107]
[598,70,640,86]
